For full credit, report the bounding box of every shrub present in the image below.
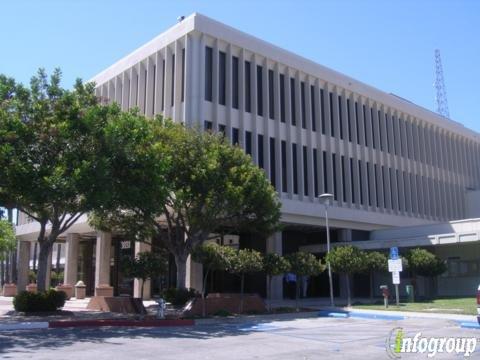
[213,309,232,317]
[162,288,197,307]
[13,290,67,312]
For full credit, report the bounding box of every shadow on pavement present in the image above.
[0,324,254,357]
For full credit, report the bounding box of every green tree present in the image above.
[122,251,168,299]
[228,248,264,313]
[326,246,366,307]
[192,242,236,316]
[263,253,290,312]
[0,219,16,261]
[286,252,325,310]
[363,251,388,299]
[93,122,281,289]
[0,69,122,291]
[406,248,447,298]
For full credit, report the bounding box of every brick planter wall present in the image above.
[184,293,266,316]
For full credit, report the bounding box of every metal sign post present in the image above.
[389,247,402,306]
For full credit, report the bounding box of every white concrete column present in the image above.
[185,255,203,292]
[64,233,80,287]
[95,231,112,288]
[133,241,152,299]
[266,232,283,300]
[16,241,31,291]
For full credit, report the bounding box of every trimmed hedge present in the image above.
[13,290,67,312]
[162,288,197,307]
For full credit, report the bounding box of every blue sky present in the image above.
[2,0,479,132]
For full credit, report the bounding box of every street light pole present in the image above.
[319,193,335,308]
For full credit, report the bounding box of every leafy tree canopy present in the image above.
[192,242,235,273]
[93,120,281,288]
[0,69,126,291]
[0,219,16,259]
[286,252,325,277]
[263,253,291,277]
[406,248,447,277]
[363,251,388,273]
[229,248,264,275]
[325,245,366,275]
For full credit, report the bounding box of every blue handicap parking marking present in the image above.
[238,323,280,332]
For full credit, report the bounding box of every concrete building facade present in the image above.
[13,13,480,299]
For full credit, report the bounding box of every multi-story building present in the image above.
[14,13,480,299]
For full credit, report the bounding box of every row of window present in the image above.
[204,121,461,219]
[203,46,477,178]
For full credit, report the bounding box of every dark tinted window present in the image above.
[313,149,319,197]
[290,78,296,126]
[322,151,328,194]
[303,146,308,195]
[268,69,274,119]
[161,59,165,110]
[338,95,343,140]
[280,74,285,123]
[332,153,337,200]
[245,61,251,112]
[347,98,352,142]
[270,138,276,187]
[232,56,239,109]
[320,89,325,134]
[281,140,287,192]
[292,143,298,194]
[181,48,185,102]
[329,92,334,137]
[301,82,306,129]
[258,134,264,168]
[245,131,252,155]
[232,127,239,145]
[218,124,226,136]
[205,46,213,102]
[257,65,263,116]
[218,51,226,105]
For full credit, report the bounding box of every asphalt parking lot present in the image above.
[0,316,478,359]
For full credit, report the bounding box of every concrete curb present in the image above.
[459,321,480,330]
[318,310,405,321]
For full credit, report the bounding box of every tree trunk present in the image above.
[5,253,10,283]
[140,278,144,300]
[346,274,351,307]
[37,241,53,292]
[295,280,300,311]
[267,275,271,312]
[0,258,4,286]
[56,243,61,273]
[240,274,245,314]
[369,271,374,301]
[174,255,188,289]
[33,243,37,271]
[202,269,210,317]
[10,248,17,284]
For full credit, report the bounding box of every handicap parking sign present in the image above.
[389,247,399,260]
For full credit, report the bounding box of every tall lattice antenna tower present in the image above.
[434,49,450,118]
